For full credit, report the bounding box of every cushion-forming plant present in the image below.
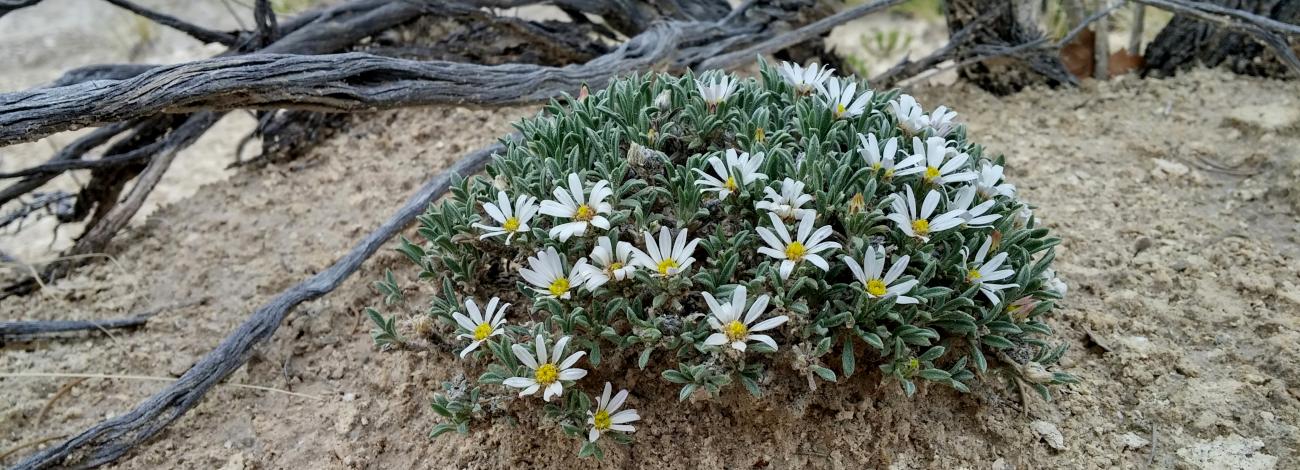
[369,59,1074,457]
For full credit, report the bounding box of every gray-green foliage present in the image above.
[369,59,1075,453]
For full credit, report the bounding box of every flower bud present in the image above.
[1021,361,1056,384]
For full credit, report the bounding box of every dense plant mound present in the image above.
[369,60,1073,457]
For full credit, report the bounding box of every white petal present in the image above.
[704,333,728,346]
[749,334,778,351]
[749,315,788,332]
[608,389,629,413]
[558,368,587,381]
[559,351,586,369]
[543,382,564,402]
[504,377,537,389]
[511,344,538,369]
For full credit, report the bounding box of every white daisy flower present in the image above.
[950,185,1001,227]
[702,285,787,352]
[885,185,964,242]
[756,178,814,220]
[518,247,589,299]
[816,76,872,119]
[928,105,959,136]
[453,297,510,358]
[975,161,1016,199]
[912,136,976,186]
[695,73,737,107]
[778,61,834,95]
[503,334,588,402]
[841,246,920,304]
[577,237,637,291]
[756,211,841,280]
[694,148,767,200]
[964,236,1018,305]
[587,382,640,442]
[472,191,538,245]
[889,94,929,134]
[539,173,614,242]
[858,133,923,179]
[633,227,701,277]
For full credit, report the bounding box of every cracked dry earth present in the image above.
[2,69,1299,469]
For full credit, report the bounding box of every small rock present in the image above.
[835,410,855,422]
[1030,420,1066,450]
[167,356,194,377]
[1276,282,1300,307]
[992,458,1013,470]
[342,392,356,402]
[1176,434,1278,470]
[219,452,246,470]
[1133,237,1154,256]
[335,405,358,435]
[1119,432,1150,450]
[1152,158,1190,177]
[1226,104,1299,132]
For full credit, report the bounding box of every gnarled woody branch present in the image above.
[0,23,692,146]
[13,139,508,469]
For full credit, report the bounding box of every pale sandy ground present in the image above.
[3,3,1300,470]
[0,0,255,262]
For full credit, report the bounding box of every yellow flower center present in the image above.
[534,363,559,386]
[784,241,806,261]
[866,279,887,297]
[656,258,679,275]
[574,204,595,221]
[608,261,623,272]
[754,127,765,143]
[503,217,520,232]
[472,323,493,341]
[724,320,748,342]
[647,128,657,139]
[911,219,930,237]
[548,277,570,297]
[884,168,895,179]
[593,409,612,431]
[967,269,982,282]
[924,166,941,181]
[835,103,846,117]
[871,162,882,171]
[724,176,738,192]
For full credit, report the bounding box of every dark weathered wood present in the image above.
[0,23,705,146]
[4,1,855,465]
[0,121,135,207]
[0,314,153,338]
[0,191,72,231]
[699,0,907,70]
[50,64,162,87]
[944,0,1076,95]
[1,114,220,297]
[0,0,40,17]
[13,138,507,469]
[102,0,240,46]
[871,10,997,88]
[1142,0,1300,78]
[61,116,188,226]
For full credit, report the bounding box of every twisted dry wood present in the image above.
[3,1,843,466]
[13,139,506,469]
[0,313,154,338]
[0,22,699,146]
